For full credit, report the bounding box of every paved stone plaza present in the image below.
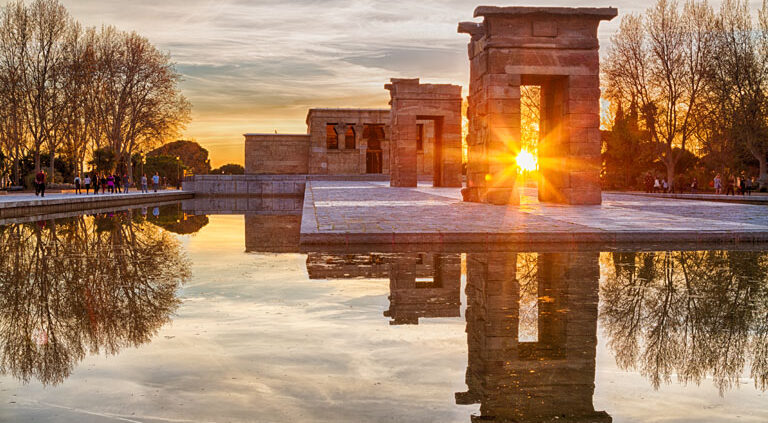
[300,180,768,245]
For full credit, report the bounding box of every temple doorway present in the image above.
[364,124,385,173]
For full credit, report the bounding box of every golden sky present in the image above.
[27,0,662,167]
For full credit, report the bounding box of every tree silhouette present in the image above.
[0,212,189,385]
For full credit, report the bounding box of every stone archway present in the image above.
[459,6,617,205]
[386,78,463,188]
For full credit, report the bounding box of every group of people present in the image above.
[72,172,162,195]
[644,172,758,195]
[712,173,756,196]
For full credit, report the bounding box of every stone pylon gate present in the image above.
[459,7,616,205]
[386,78,463,188]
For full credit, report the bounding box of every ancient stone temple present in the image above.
[386,78,463,188]
[244,108,389,175]
[459,7,617,205]
[244,103,452,181]
[305,109,391,175]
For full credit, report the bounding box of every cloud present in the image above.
[0,0,723,166]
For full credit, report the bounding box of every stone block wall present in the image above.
[182,175,307,196]
[306,108,391,175]
[459,7,616,205]
[244,134,310,174]
[386,78,463,188]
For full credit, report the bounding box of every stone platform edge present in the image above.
[0,191,193,219]
[298,181,768,247]
[299,229,768,246]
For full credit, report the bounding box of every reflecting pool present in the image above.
[1,202,766,422]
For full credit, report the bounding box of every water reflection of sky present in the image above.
[1,211,767,422]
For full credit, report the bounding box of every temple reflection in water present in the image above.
[458,252,609,422]
[306,249,610,422]
[307,252,461,325]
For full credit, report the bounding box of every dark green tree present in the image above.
[210,163,244,175]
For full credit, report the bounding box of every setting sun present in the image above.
[516,150,538,172]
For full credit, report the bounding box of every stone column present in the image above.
[390,113,418,187]
[564,74,602,205]
[382,125,391,174]
[484,75,522,204]
[334,123,346,150]
[355,123,365,173]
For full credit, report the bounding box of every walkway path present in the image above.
[621,191,768,204]
[300,181,768,246]
[0,190,192,219]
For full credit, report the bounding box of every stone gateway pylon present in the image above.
[386,78,463,188]
[459,6,617,205]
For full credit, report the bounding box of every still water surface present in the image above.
[0,203,766,422]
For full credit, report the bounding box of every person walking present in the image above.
[141,174,148,193]
[93,173,100,195]
[740,173,747,196]
[690,177,698,194]
[726,176,736,195]
[123,174,130,193]
[152,172,160,192]
[714,174,722,195]
[74,175,81,194]
[34,169,46,197]
[101,174,107,194]
[107,174,115,194]
[84,174,91,194]
[750,176,757,196]
[653,176,661,193]
[662,178,669,193]
[114,173,121,193]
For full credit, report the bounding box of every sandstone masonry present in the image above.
[459,6,616,205]
[386,78,463,187]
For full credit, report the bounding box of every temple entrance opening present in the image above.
[364,124,385,173]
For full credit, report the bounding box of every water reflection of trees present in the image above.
[0,212,190,385]
[601,251,768,394]
[145,203,209,235]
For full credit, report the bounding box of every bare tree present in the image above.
[708,0,768,185]
[0,0,190,185]
[604,0,714,187]
[94,28,191,179]
[21,0,69,179]
[0,1,30,185]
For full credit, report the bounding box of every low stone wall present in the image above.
[0,191,192,219]
[182,174,389,196]
[245,133,310,174]
[183,175,307,196]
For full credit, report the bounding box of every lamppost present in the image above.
[175,156,180,190]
